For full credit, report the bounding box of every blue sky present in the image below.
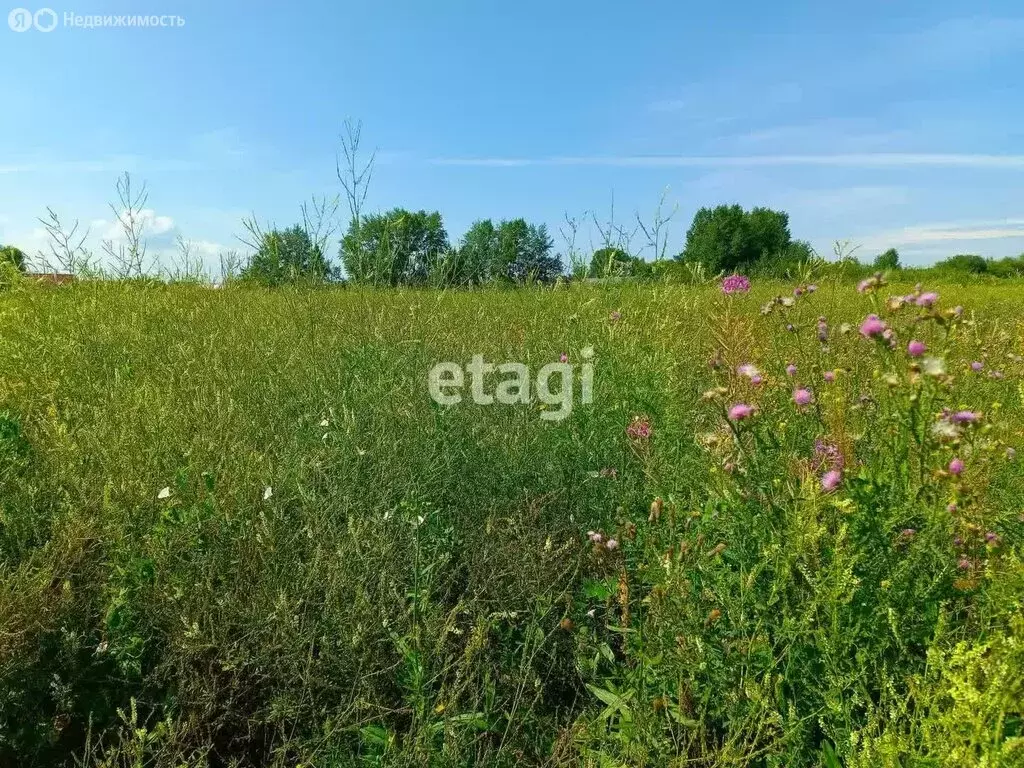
[2,0,1023,272]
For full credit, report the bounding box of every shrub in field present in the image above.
[0,245,27,271]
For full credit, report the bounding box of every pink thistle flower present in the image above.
[736,363,760,379]
[958,558,971,570]
[907,340,926,357]
[915,292,939,307]
[970,361,984,372]
[824,370,836,383]
[721,274,751,295]
[821,469,843,493]
[559,352,568,363]
[786,363,797,377]
[626,417,653,441]
[751,374,763,386]
[860,314,887,338]
[949,458,964,476]
[728,403,754,422]
[793,388,814,407]
[950,411,981,424]
[813,439,844,472]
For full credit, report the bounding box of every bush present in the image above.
[0,245,26,271]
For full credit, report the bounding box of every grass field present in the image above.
[1,278,1023,767]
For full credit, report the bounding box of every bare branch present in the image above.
[36,207,92,274]
[336,118,376,230]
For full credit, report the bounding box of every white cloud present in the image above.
[430,153,1024,169]
[854,218,1024,251]
[98,208,176,242]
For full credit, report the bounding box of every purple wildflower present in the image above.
[824,370,836,383]
[814,439,845,472]
[793,388,814,407]
[915,292,939,307]
[907,340,926,357]
[971,361,984,372]
[821,469,843,493]
[786,363,797,377]
[626,418,653,441]
[721,275,751,295]
[949,458,965,476]
[728,403,754,421]
[950,411,981,425]
[737,363,760,379]
[860,314,887,338]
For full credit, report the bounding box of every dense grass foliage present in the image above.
[0,279,1022,767]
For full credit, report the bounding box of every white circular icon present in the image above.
[8,7,33,31]
[34,7,57,32]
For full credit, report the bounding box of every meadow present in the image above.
[0,277,1022,767]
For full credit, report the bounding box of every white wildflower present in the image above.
[921,357,946,377]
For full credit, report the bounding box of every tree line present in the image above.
[3,117,1023,285]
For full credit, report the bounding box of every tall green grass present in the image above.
[0,279,1021,766]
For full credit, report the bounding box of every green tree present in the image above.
[494,219,562,284]
[587,248,655,279]
[747,207,791,259]
[241,225,335,286]
[588,247,631,278]
[873,248,901,270]
[341,209,449,286]
[0,245,26,271]
[676,204,791,273]
[936,254,988,274]
[455,219,499,284]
